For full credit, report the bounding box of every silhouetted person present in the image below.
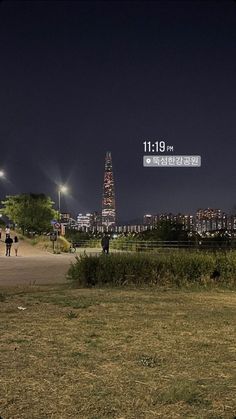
[101,234,110,254]
[5,235,13,256]
[13,235,19,256]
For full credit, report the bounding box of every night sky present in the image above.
[0,0,236,222]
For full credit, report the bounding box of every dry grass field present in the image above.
[0,285,235,418]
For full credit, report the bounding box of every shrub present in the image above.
[57,236,71,252]
[67,251,236,288]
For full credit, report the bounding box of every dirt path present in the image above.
[0,237,103,286]
[0,253,77,286]
[0,237,75,286]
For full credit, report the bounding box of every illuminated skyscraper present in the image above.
[102,151,116,229]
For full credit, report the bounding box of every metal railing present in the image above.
[70,239,236,252]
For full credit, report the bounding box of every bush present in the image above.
[67,251,236,287]
[57,236,71,252]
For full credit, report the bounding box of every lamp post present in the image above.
[0,170,6,226]
[58,185,68,221]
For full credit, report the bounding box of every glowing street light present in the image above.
[58,185,68,219]
[0,170,5,178]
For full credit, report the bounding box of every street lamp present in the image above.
[0,171,6,222]
[58,185,68,220]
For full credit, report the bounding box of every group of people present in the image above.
[0,226,19,257]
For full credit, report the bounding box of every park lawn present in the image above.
[0,285,235,419]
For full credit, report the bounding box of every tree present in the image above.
[1,193,57,234]
[138,220,189,242]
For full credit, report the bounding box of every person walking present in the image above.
[5,235,13,256]
[13,236,19,256]
[101,234,110,254]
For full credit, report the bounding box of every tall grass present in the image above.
[67,251,236,287]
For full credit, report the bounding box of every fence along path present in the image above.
[73,239,235,252]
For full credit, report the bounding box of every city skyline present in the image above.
[72,207,236,235]
[0,1,236,221]
[72,207,236,228]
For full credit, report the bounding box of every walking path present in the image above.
[0,236,103,286]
